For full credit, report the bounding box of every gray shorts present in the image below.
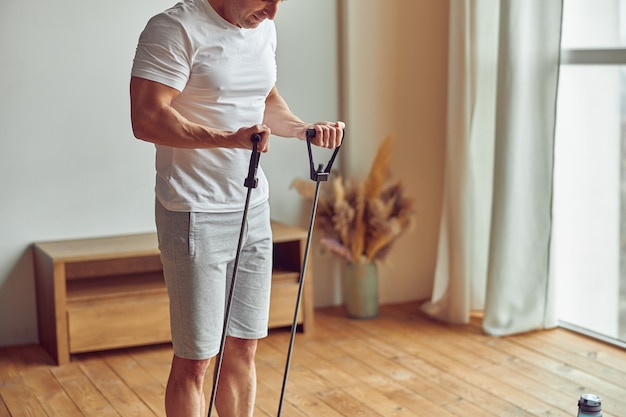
[155,199,273,360]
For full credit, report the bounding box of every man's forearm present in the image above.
[262,86,309,140]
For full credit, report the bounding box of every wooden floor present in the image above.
[2,303,626,417]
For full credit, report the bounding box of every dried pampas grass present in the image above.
[291,134,416,264]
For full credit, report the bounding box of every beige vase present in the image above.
[344,262,379,319]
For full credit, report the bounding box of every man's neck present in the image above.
[207,0,226,20]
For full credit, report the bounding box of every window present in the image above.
[553,0,626,346]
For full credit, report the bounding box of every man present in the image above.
[129,0,343,416]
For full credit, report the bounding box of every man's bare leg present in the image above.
[165,355,211,417]
[164,337,257,417]
[215,337,258,417]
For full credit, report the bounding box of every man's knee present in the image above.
[224,337,258,366]
[170,355,211,386]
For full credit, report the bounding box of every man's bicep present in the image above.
[130,77,181,140]
[130,76,180,108]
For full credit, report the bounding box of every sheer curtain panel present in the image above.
[422,0,562,336]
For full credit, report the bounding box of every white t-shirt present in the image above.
[132,0,276,212]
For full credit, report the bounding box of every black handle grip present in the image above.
[305,128,343,182]
[244,134,262,188]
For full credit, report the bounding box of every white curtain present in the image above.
[422,0,562,335]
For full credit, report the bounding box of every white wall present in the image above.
[0,0,340,347]
[340,0,448,306]
[276,0,449,309]
[0,0,449,347]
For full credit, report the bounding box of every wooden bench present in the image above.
[33,221,313,365]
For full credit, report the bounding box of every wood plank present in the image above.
[65,255,163,280]
[255,370,309,417]
[34,233,160,263]
[341,385,425,417]
[271,222,308,243]
[66,272,166,302]
[329,337,502,416]
[510,328,626,387]
[356,319,570,417]
[268,283,302,329]
[271,270,300,284]
[388,304,625,417]
[316,388,385,417]
[0,375,48,417]
[531,326,626,374]
[51,362,121,417]
[20,368,83,417]
[280,326,468,416]
[3,303,626,416]
[486,337,626,417]
[382,384,459,417]
[79,357,158,417]
[489,341,621,417]
[283,392,345,417]
[0,396,11,417]
[103,351,166,417]
[311,307,534,417]
[32,245,68,365]
[408,320,579,415]
[127,344,172,385]
[287,341,361,389]
[67,295,171,353]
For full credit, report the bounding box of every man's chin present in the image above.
[247,14,265,27]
